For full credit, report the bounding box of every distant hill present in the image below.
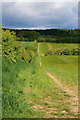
[2,28,80,37]
[2,28,80,43]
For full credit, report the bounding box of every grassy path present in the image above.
[3,42,78,118]
[46,72,78,114]
[38,43,78,116]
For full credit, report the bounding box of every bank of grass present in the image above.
[2,42,78,118]
[2,55,77,118]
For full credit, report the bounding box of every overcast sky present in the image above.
[2,1,79,29]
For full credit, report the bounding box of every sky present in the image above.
[1,0,80,29]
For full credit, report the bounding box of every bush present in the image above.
[2,30,37,63]
[71,48,80,55]
[37,36,46,42]
[44,47,80,56]
[23,31,40,41]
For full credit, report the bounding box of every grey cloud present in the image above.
[2,2,78,29]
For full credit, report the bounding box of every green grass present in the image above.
[39,43,78,91]
[39,42,48,55]
[39,43,78,55]
[51,43,78,50]
[2,42,78,118]
[2,56,76,118]
[21,41,34,48]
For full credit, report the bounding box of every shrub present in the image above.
[2,30,36,63]
[23,31,40,41]
[37,36,46,42]
[44,47,80,56]
[71,48,80,55]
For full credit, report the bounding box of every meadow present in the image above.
[2,30,79,118]
[39,43,78,89]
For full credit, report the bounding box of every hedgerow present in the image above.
[44,47,80,56]
[2,30,37,63]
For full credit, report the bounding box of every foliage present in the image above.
[44,47,80,56]
[71,48,80,55]
[37,36,46,42]
[56,36,78,43]
[23,41,37,63]
[3,28,79,43]
[45,35,52,42]
[23,31,40,41]
[2,58,32,118]
[2,30,37,63]
[0,25,2,120]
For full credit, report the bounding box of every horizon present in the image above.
[2,26,79,30]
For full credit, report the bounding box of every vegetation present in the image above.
[23,31,40,41]
[39,43,78,88]
[44,47,80,56]
[2,30,37,63]
[2,29,78,118]
[3,28,80,43]
[0,26,2,120]
[3,55,78,118]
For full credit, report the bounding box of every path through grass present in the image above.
[2,42,78,118]
[38,42,78,117]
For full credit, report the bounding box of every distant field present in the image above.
[39,43,78,91]
[21,41,34,47]
[39,43,78,55]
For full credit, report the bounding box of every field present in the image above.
[2,40,78,118]
[39,43,78,55]
[39,43,78,88]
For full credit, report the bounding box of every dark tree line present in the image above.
[2,28,80,43]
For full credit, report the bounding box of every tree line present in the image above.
[2,28,80,43]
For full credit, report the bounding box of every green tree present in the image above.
[23,31,40,41]
[2,30,28,62]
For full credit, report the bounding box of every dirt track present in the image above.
[38,43,78,114]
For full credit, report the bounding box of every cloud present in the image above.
[2,0,79,2]
[2,2,78,29]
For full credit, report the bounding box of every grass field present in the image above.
[39,43,78,90]
[41,56,78,89]
[39,43,78,55]
[21,41,34,47]
[2,42,78,118]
